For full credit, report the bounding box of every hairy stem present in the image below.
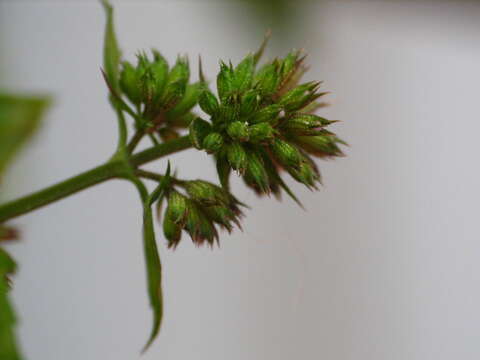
[0,136,191,223]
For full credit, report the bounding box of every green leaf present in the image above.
[0,93,50,179]
[0,249,21,360]
[141,203,163,353]
[141,164,171,352]
[0,91,48,360]
[101,0,122,94]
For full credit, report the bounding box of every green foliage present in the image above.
[0,94,50,178]
[141,164,172,352]
[0,92,49,360]
[0,249,20,360]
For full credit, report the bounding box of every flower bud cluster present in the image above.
[119,50,200,139]
[189,50,345,197]
[162,180,244,248]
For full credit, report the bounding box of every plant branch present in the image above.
[136,169,186,186]
[127,130,145,153]
[0,136,192,223]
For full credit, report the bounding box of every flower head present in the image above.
[161,181,244,249]
[189,49,345,200]
[119,50,200,140]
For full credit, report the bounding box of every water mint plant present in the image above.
[0,0,345,357]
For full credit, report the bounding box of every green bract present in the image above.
[188,48,345,200]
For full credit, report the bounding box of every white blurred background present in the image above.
[1,0,480,359]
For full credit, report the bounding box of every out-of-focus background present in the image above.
[1,0,480,359]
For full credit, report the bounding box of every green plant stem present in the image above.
[130,135,191,166]
[127,130,145,153]
[136,169,186,186]
[0,135,192,223]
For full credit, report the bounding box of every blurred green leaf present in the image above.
[0,94,50,178]
[0,248,20,360]
[0,92,49,360]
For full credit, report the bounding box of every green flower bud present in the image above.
[280,114,335,135]
[293,134,344,157]
[166,82,201,119]
[167,56,189,85]
[184,201,218,246]
[249,123,275,143]
[217,61,234,101]
[217,103,238,124]
[189,117,212,149]
[240,89,259,116]
[271,138,302,169]
[162,56,189,107]
[163,215,182,249]
[202,132,224,153]
[233,54,254,92]
[216,154,231,190]
[199,89,219,116]
[226,142,247,172]
[287,160,319,189]
[167,191,188,224]
[119,61,142,105]
[227,121,249,141]
[245,151,270,193]
[185,180,226,207]
[280,50,301,79]
[204,206,242,233]
[162,80,186,109]
[254,62,280,95]
[249,104,282,124]
[149,51,169,102]
[279,81,321,112]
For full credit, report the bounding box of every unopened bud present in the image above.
[119,61,142,105]
[249,123,274,143]
[288,161,319,189]
[189,117,212,149]
[226,142,247,172]
[240,89,259,116]
[271,138,302,169]
[163,215,182,249]
[227,121,249,141]
[167,191,188,224]
[217,61,234,101]
[202,132,224,153]
[249,104,281,125]
[199,90,219,116]
[245,152,270,193]
[233,54,254,92]
[254,62,280,96]
[185,180,225,207]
